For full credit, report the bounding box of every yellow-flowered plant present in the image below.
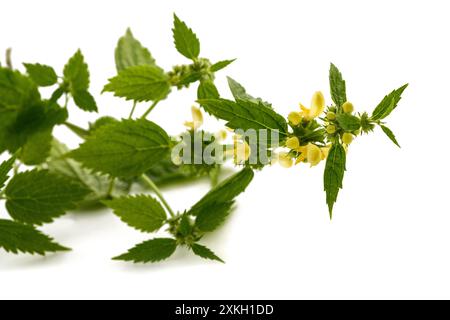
[0,13,407,266]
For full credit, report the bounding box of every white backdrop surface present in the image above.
[0,0,449,299]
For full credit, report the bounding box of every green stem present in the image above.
[5,48,12,69]
[64,122,89,139]
[128,101,137,119]
[141,100,160,119]
[106,178,116,198]
[141,174,175,218]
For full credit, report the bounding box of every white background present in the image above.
[1,0,449,299]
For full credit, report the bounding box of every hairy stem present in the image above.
[141,100,160,119]
[141,174,175,218]
[128,101,137,119]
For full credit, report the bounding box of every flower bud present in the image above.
[326,111,336,121]
[288,112,302,126]
[342,132,354,145]
[326,125,336,134]
[342,101,354,113]
[286,136,300,150]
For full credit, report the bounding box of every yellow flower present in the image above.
[299,91,325,120]
[286,136,300,150]
[288,112,302,126]
[278,152,293,168]
[184,106,203,130]
[342,132,354,145]
[233,139,251,164]
[321,146,330,160]
[215,129,227,141]
[295,146,307,164]
[342,101,354,113]
[306,143,322,166]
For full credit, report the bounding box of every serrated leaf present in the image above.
[103,65,171,102]
[324,143,346,218]
[195,201,234,232]
[336,113,361,131]
[104,195,167,233]
[189,168,254,216]
[172,14,200,60]
[210,59,235,73]
[371,84,408,120]
[191,243,224,263]
[198,98,287,141]
[145,154,213,186]
[19,129,53,165]
[179,214,193,237]
[49,87,64,104]
[1,100,67,153]
[197,79,219,99]
[63,50,90,92]
[380,125,400,148]
[23,63,58,87]
[113,238,177,263]
[0,219,69,255]
[72,90,98,112]
[115,28,156,72]
[4,169,90,225]
[0,156,15,190]
[227,77,272,109]
[0,67,41,108]
[47,140,131,205]
[329,63,347,107]
[69,119,170,178]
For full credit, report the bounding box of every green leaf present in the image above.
[23,63,58,87]
[19,129,53,165]
[103,65,171,102]
[4,169,90,225]
[115,28,155,72]
[371,84,408,120]
[47,140,131,205]
[113,238,177,263]
[179,214,193,237]
[189,168,254,216]
[197,79,219,99]
[191,243,224,263]
[172,14,200,60]
[210,59,236,73]
[72,90,98,112]
[0,156,15,191]
[69,119,170,178]
[0,219,69,255]
[1,100,67,153]
[0,67,41,108]
[145,154,214,186]
[380,125,400,148]
[324,143,346,218]
[63,50,90,92]
[336,113,361,131]
[195,201,234,232]
[227,77,272,108]
[104,195,167,233]
[198,98,287,140]
[329,63,347,107]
